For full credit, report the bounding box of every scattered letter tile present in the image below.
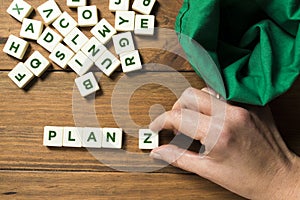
[134,15,155,36]
[49,43,74,69]
[68,51,94,76]
[20,18,44,40]
[109,0,129,12]
[37,27,63,52]
[7,0,33,22]
[120,50,142,73]
[24,50,51,77]
[112,32,135,55]
[95,50,121,77]
[132,0,156,15]
[78,5,98,27]
[52,11,78,37]
[37,0,62,25]
[91,18,117,44]
[3,35,29,60]
[8,62,34,89]
[75,72,100,97]
[115,11,135,32]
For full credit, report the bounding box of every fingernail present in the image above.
[149,151,162,160]
[201,87,210,93]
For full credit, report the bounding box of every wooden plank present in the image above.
[0,171,245,199]
[0,71,205,172]
[0,0,193,71]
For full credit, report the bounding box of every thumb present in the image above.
[150,144,206,175]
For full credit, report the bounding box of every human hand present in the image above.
[149,87,300,199]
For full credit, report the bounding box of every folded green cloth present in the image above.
[175,0,300,105]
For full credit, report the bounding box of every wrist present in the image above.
[272,155,300,200]
[289,156,300,199]
[254,154,300,200]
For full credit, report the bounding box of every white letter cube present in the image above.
[68,51,94,76]
[49,43,74,69]
[37,27,63,52]
[134,15,155,36]
[115,11,135,32]
[8,62,34,89]
[132,0,156,15]
[81,37,107,62]
[75,72,100,97]
[102,128,123,149]
[37,0,62,25]
[64,27,89,53]
[95,50,121,77]
[67,0,87,8]
[3,35,29,60]
[139,129,159,149]
[43,126,64,147]
[7,0,33,22]
[20,18,44,40]
[63,127,82,147]
[120,50,142,73]
[112,32,135,55]
[109,0,130,12]
[81,127,103,148]
[24,50,51,77]
[78,5,98,27]
[52,11,78,37]
[91,18,117,44]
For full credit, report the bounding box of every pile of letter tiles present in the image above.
[4,0,156,97]
[4,0,158,149]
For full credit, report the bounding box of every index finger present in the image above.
[172,87,223,115]
[149,108,211,142]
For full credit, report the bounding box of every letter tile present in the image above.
[20,18,44,40]
[120,50,142,73]
[3,35,29,60]
[49,43,74,69]
[37,27,63,52]
[102,128,123,149]
[24,50,51,77]
[139,129,159,149]
[74,72,100,97]
[91,18,117,44]
[7,0,33,22]
[43,126,64,147]
[8,62,34,89]
[68,51,94,76]
[52,11,78,37]
[37,0,62,25]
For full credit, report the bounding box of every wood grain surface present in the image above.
[0,0,299,199]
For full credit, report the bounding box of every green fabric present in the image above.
[175,0,300,105]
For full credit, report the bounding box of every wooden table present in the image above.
[0,0,299,199]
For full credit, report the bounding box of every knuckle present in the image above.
[195,131,204,141]
[218,107,251,147]
[170,109,182,120]
[229,106,251,123]
[182,87,196,97]
[172,155,184,168]
[172,158,180,168]
[217,127,234,149]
